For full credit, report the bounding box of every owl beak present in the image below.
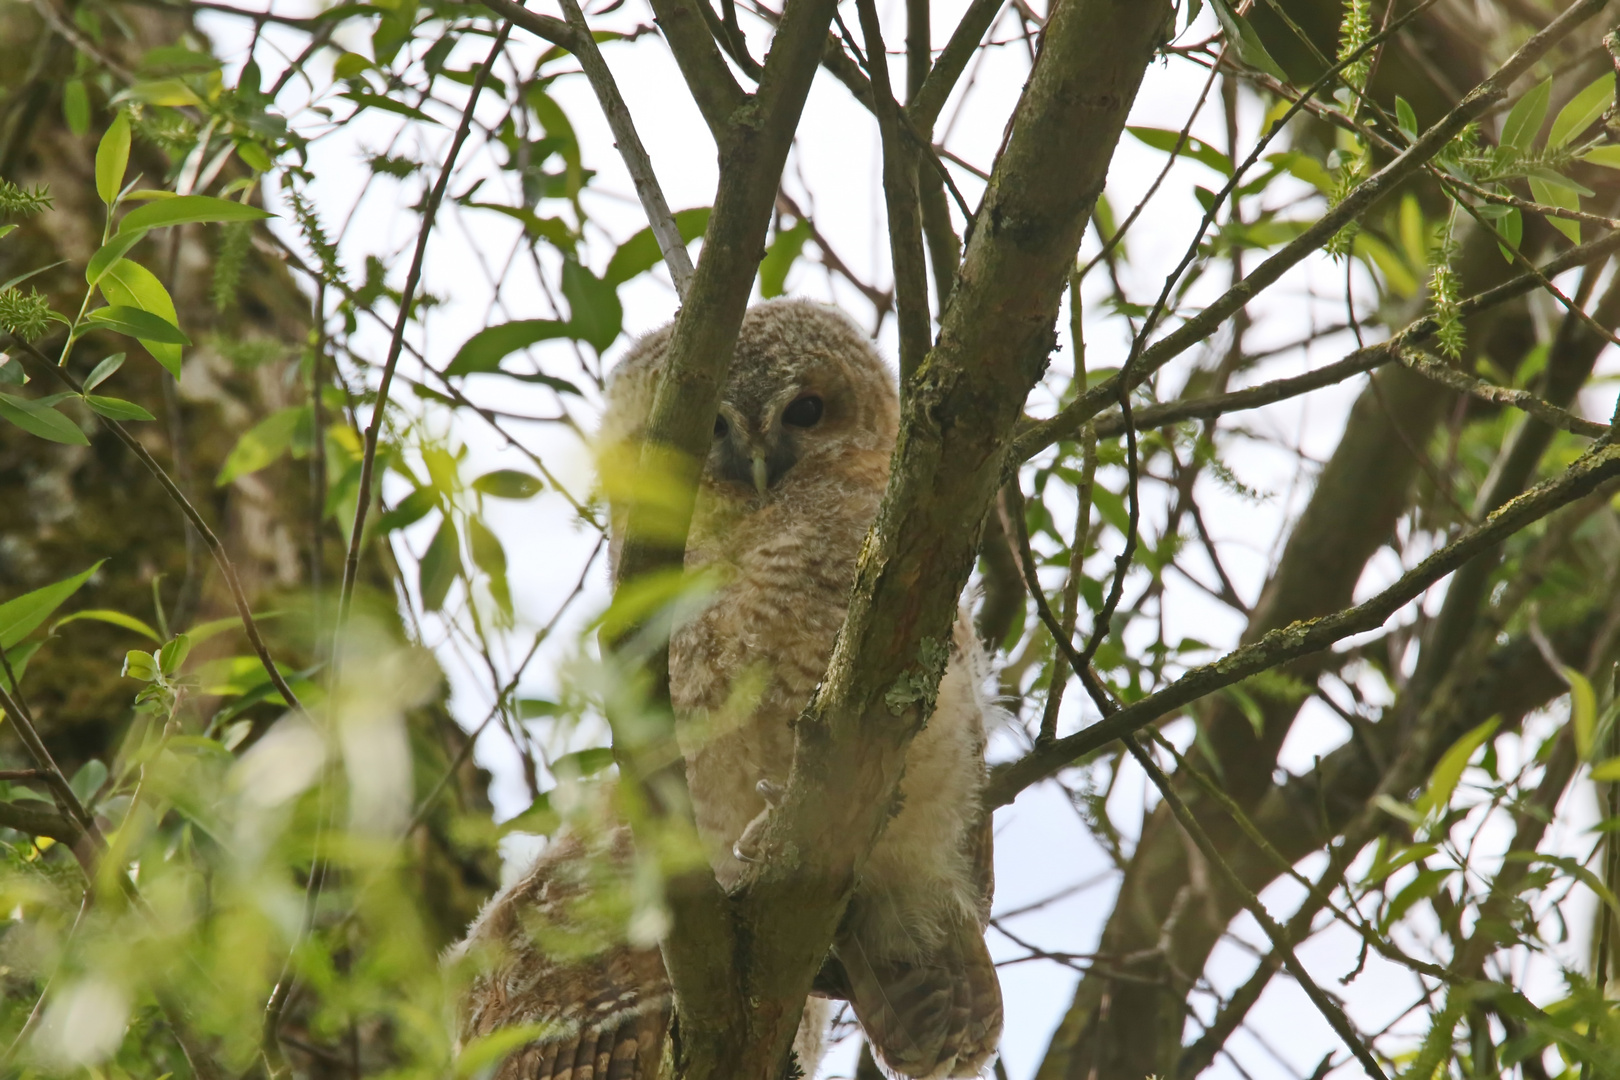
[751,452,769,496]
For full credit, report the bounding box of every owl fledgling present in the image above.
[456,300,1003,1080]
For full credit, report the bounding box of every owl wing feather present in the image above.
[455,829,671,1080]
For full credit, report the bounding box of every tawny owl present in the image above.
[454,299,1003,1080]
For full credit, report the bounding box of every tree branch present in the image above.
[555,0,696,300]
[1017,0,1609,459]
[643,0,748,139]
[855,0,930,380]
[1124,735,1389,1079]
[985,436,1620,807]
[9,337,305,718]
[1017,221,1620,459]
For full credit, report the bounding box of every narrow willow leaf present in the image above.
[419,517,462,612]
[561,259,622,353]
[1127,127,1234,175]
[472,470,543,499]
[86,230,147,286]
[86,305,191,345]
[0,391,89,446]
[1562,665,1598,760]
[603,207,711,285]
[85,394,156,421]
[1548,73,1614,147]
[216,405,310,485]
[445,319,573,376]
[99,259,185,376]
[760,220,811,299]
[118,194,272,234]
[63,79,90,136]
[0,561,105,648]
[1417,716,1500,816]
[95,112,131,207]
[51,607,161,642]
[83,352,126,391]
[1501,78,1551,151]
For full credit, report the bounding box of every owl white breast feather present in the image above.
[454,300,1003,1080]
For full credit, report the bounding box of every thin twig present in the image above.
[335,19,513,634]
[1124,735,1390,1079]
[555,0,696,299]
[7,337,305,717]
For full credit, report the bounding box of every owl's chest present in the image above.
[669,513,862,720]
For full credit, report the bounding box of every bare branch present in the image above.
[985,436,1620,806]
[1396,347,1610,438]
[1019,0,1609,458]
[556,0,696,299]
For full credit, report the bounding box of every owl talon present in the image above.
[756,778,784,806]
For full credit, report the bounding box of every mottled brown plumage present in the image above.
[456,300,1002,1079]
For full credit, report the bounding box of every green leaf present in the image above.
[1583,145,1620,168]
[1501,77,1551,151]
[96,112,131,207]
[68,759,107,807]
[469,515,506,579]
[444,319,573,376]
[1527,172,1581,245]
[339,91,439,125]
[1549,73,1614,147]
[1381,867,1453,931]
[375,487,436,533]
[98,259,185,376]
[122,650,159,681]
[1562,666,1598,760]
[216,405,309,485]
[603,207,711,285]
[114,79,206,107]
[759,220,811,298]
[159,633,191,675]
[0,562,104,649]
[0,641,41,695]
[51,608,161,642]
[0,391,89,445]
[1592,755,1620,782]
[561,259,622,353]
[83,352,126,392]
[472,470,543,499]
[63,79,90,137]
[86,231,148,286]
[1417,716,1500,817]
[1207,0,1287,81]
[1395,96,1419,143]
[1126,127,1233,175]
[118,195,272,234]
[552,747,616,779]
[86,395,155,421]
[86,305,191,345]
[419,517,461,612]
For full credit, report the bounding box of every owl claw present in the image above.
[756,778,784,806]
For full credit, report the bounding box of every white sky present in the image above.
[198,1,1620,1075]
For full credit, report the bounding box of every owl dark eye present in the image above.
[783,395,823,428]
[713,414,729,439]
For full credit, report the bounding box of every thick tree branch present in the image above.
[908,0,1002,128]
[683,0,1176,1072]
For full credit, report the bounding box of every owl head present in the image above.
[600,300,899,565]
